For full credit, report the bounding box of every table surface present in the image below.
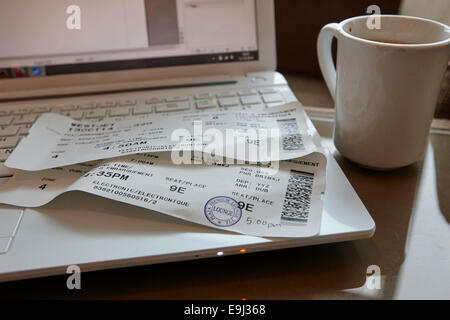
[0,75,448,299]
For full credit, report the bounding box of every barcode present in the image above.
[276,118,304,151]
[281,169,314,224]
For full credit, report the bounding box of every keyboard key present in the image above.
[12,108,30,115]
[78,103,96,110]
[119,99,136,106]
[156,102,190,113]
[132,105,153,115]
[195,93,213,100]
[266,102,285,108]
[13,114,38,125]
[218,97,240,107]
[217,91,236,98]
[32,106,51,113]
[259,87,278,94]
[0,126,19,137]
[50,106,63,113]
[166,95,188,103]
[278,89,297,103]
[60,110,84,120]
[61,104,79,111]
[0,148,14,162]
[0,116,13,126]
[196,99,217,109]
[109,108,130,117]
[98,101,116,108]
[0,136,20,149]
[238,89,258,96]
[15,124,32,136]
[146,97,163,104]
[85,109,106,119]
[262,93,284,103]
[240,95,261,105]
[0,110,11,117]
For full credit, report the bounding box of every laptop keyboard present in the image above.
[0,86,293,177]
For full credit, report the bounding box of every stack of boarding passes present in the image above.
[0,102,327,238]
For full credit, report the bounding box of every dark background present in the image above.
[274,0,402,77]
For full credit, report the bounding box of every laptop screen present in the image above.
[0,0,258,79]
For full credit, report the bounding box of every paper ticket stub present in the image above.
[5,102,317,171]
[0,151,327,238]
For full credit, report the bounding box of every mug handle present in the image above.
[317,23,339,101]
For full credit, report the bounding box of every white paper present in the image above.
[5,102,317,171]
[0,151,327,238]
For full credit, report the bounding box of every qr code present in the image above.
[276,118,304,151]
[281,169,314,224]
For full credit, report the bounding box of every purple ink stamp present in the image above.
[204,196,242,227]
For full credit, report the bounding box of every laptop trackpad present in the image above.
[0,207,23,254]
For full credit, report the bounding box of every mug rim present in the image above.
[338,14,450,49]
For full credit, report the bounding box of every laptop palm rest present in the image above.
[0,208,23,254]
[0,153,375,281]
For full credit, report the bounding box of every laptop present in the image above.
[0,0,375,282]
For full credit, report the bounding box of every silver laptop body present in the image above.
[0,0,374,282]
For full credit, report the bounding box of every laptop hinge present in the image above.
[0,75,238,103]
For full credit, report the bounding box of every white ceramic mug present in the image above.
[317,15,450,169]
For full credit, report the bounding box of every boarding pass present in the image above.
[0,151,327,237]
[5,102,317,171]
